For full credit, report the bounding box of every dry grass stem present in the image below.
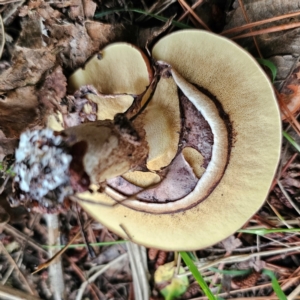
[45,214,65,300]
[0,0,22,3]
[3,0,25,23]
[274,266,300,295]
[0,284,42,300]
[266,200,292,229]
[237,0,262,57]
[1,251,22,285]
[276,90,300,135]
[194,276,300,299]
[0,14,4,59]
[32,219,93,274]
[222,10,300,35]
[127,242,150,300]
[4,224,48,256]
[75,252,128,300]
[277,181,300,215]
[136,0,176,22]
[64,255,102,300]
[0,241,36,295]
[177,0,204,22]
[0,176,10,195]
[232,22,300,39]
[178,245,300,277]
[288,281,300,300]
[270,153,298,191]
[177,0,211,31]
[174,253,181,276]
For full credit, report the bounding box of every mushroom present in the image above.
[10,30,281,250]
[76,30,281,250]
[68,42,153,121]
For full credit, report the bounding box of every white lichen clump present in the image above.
[13,129,73,203]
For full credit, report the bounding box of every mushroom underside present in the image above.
[11,31,281,250]
[76,30,281,250]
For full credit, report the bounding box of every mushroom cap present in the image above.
[68,43,152,95]
[77,30,281,250]
[135,75,181,171]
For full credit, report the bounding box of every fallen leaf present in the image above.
[220,235,242,252]
[0,47,56,91]
[0,86,41,137]
[155,261,189,300]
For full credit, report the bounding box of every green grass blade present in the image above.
[262,270,287,300]
[283,131,300,152]
[180,251,216,300]
[42,240,127,249]
[208,267,251,276]
[256,58,277,82]
[94,8,192,29]
[238,227,300,235]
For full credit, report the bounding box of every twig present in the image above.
[274,266,300,295]
[64,255,102,300]
[127,242,150,300]
[193,275,300,299]
[222,10,300,35]
[3,0,25,23]
[0,14,5,59]
[177,0,204,22]
[232,22,300,40]
[1,250,22,285]
[0,241,36,295]
[277,181,300,215]
[288,278,300,299]
[177,0,210,31]
[178,245,300,277]
[32,219,93,274]
[75,252,128,300]
[0,176,9,195]
[237,0,262,57]
[270,153,298,191]
[4,224,48,256]
[44,214,65,300]
[0,284,42,300]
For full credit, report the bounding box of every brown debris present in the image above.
[49,21,124,70]
[38,65,67,112]
[0,47,56,91]
[231,271,261,289]
[0,86,41,137]
[17,16,43,49]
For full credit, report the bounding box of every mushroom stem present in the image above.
[10,114,148,209]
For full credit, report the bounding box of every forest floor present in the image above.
[1,0,300,299]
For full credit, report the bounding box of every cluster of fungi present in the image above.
[10,30,281,250]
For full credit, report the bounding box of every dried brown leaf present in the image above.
[220,235,242,252]
[49,21,123,70]
[0,47,56,91]
[38,66,67,111]
[17,15,43,49]
[0,86,41,137]
[231,271,261,289]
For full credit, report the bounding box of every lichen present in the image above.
[12,129,73,207]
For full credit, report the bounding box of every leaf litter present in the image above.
[1,0,300,299]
